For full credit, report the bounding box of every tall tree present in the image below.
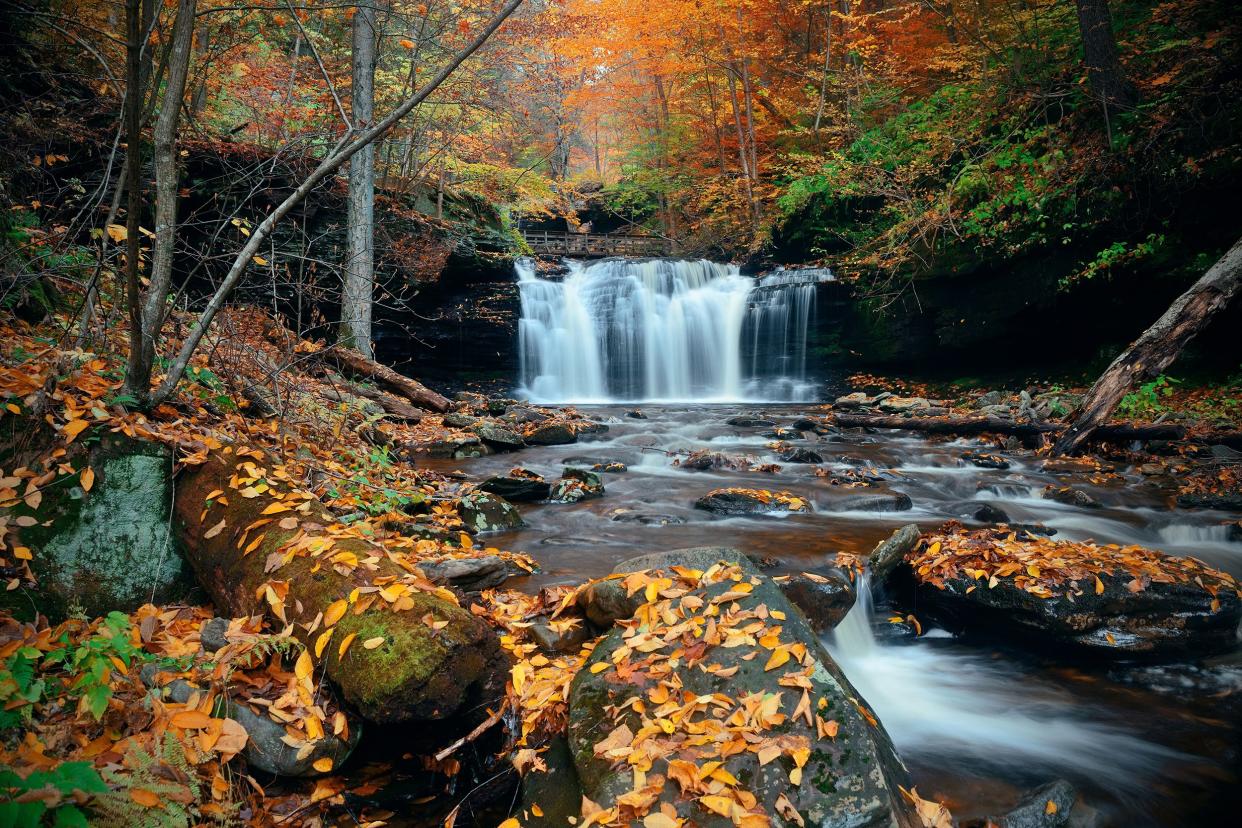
[341,2,380,358]
[1075,0,1137,113]
[124,0,198,402]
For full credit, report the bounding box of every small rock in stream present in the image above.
[985,779,1078,828]
[1041,485,1102,509]
[480,471,551,502]
[525,422,578,445]
[974,503,1011,524]
[832,491,913,513]
[725,414,776,427]
[780,446,823,463]
[962,450,1011,470]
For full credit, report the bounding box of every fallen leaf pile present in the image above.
[911,523,1241,602]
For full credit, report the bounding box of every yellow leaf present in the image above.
[171,710,215,729]
[532,805,544,817]
[14,547,32,560]
[261,502,291,515]
[1045,800,1058,815]
[699,795,733,817]
[314,628,334,658]
[497,820,521,828]
[295,650,314,681]
[130,788,161,807]
[106,223,128,243]
[324,599,348,627]
[589,661,610,674]
[764,648,790,671]
[62,419,89,442]
[80,467,95,492]
[253,255,269,266]
[313,757,334,772]
[362,636,385,650]
[399,38,415,48]
[338,632,358,658]
[1094,576,1105,595]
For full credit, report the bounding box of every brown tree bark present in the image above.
[1053,235,1242,455]
[124,0,197,402]
[1075,0,1138,112]
[145,0,526,407]
[320,345,451,412]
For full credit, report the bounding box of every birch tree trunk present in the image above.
[342,2,379,358]
[1053,236,1242,455]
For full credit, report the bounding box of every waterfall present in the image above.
[516,258,829,402]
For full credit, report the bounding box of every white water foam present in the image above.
[516,258,827,402]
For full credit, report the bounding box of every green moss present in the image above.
[333,600,451,706]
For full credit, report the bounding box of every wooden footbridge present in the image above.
[521,230,673,258]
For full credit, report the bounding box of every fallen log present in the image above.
[319,345,450,412]
[175,451,506,725]
[336,377,425,421]
[1053,234,1242,455]
[831,413,1185,442]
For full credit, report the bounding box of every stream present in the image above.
[424,405,1242,826]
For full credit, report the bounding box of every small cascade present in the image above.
[516,258,830,402]
[826,574,1174,791]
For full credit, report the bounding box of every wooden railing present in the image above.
[521,230,672,258]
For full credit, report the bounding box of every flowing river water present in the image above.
[420,260,1241,825]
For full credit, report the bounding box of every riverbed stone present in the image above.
[694,488,812,515]
[725,415,775,427]
[973,503,1011,524]
[423,434,492,459]
[834,392,875,408]
[776,571,856,631]
[8,434,191,621]
[473,422,525,451]
[566,548,918,827]
[455,490,525,533]
[528,616,592,654]
[832,491,914,513]
[780,446,824,464]
[868,524,922,585]
[419,555,520,592]
[607,508,686,526]
[1041,485,1102,509]
[989,780,1078,828]
[442,412,479,429]
[962,450,1011,470]
[526,422,578,445]
[480,471,551,502]
[879,396,931,414]
[910,528,1242,658]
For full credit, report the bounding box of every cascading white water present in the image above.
[516,258,829,402]
[826,575,1176,792]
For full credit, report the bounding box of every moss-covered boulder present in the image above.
[456,490,525,533]
[176,451,508,725]
[6,434,191,621]
[565,548,919,827]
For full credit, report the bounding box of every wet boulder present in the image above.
[1041,485,1101,509]
[455,490,525,532]
[608,508,686,526]
[419,555,522,592]
[832,491,913,513]
[962,450,1011,470]
[985,780,1078,828]
[695,487,812,516]
[764,426,802,440]
[909,526,1242,658]
[879,396,931,414]
[442,412,479,429]
[504,406,552,425]
[423,434,492,459]
[141,665,360,778]
[473,422,525,451]
[867,524,922,585]
[973,503,1011,524]
[776,571,856,632]
[525,422,577,446]
[548,468,605,504]
[725,415,775,427]
[528,616,592,654]
[480,470,551,502]
[8,434,192,621]
[833,392,876,409]
[566,548,919,827]
[780,446,823,464]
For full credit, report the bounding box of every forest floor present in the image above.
[2,308,1241,827]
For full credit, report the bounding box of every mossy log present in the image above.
[174,451,506,725]
[832,413,1184,442]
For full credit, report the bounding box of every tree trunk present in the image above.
[123,0,144,395]
[125,0,197,402]
[342,2,378,358]
[147,0,526,407]
[175,452,506,724]
[320,344,451,412]
[1075,0,1137,112]
[1053,235,1242,455]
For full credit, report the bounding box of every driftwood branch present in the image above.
[1053,235,1242,455]
[319,346,450,412]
